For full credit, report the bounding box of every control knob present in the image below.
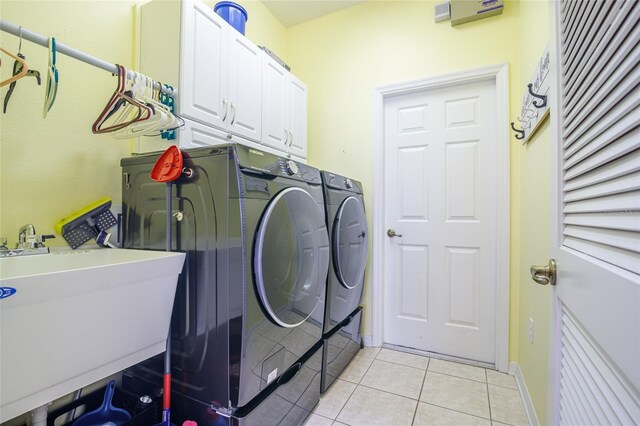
[285,160,298,176]
[344,178,353,189]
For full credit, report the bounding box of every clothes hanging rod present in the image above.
[0,19,176,96]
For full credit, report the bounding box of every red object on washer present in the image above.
[150,145,183,182]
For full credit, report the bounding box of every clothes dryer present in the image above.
[320,171,369,392]
[121,144,329,425]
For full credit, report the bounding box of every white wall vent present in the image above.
[435,2,451,22]
[436,2,451,22]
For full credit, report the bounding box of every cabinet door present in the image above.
[261,54,288,151]
[227,32,262,142]
[287,75,308,159]
[180,0,228,129]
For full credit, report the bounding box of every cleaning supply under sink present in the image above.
[72,380,131,426]
[55,197,117,248]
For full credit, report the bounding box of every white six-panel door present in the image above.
[383,79,498,364]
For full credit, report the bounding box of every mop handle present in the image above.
[163,181,172,426]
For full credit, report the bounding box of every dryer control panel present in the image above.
[322,171,363,194]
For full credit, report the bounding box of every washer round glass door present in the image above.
[333,196,368,289]
[254,187,330,328]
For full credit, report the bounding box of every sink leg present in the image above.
[30,404,48,426]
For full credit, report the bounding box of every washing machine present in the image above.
[319,171,369,393]
[120,144,329,425]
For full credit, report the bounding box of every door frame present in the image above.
[371,63,511,372]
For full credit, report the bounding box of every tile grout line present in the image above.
[330,381,357,425]
[420,401,493,423]
[411,357,430,425]
[426,369,489,385]
[357,383,422,402]
[332,349,379,424]
[485,367,494,423]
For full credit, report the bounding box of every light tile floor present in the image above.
[304,347,528,426]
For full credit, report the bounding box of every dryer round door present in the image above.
[254,187,330,328]
[333,196,368,290]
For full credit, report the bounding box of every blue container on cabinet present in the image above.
[214,1,248,35]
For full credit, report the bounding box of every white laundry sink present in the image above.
[0,248,185,423]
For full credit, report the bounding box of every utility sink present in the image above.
[0,248,185,423]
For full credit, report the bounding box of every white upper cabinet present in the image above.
[262,54,288,150]
[287,74,308,159]
[181,0,261,141]
[180,0,227,130]
[226,31,262,141]
[139,0,305,157]
[261,54,308,158]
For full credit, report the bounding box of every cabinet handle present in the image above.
[230,103,236,125]
[284,128,289,146]
[222,99,228,121]
[288,130,293,147]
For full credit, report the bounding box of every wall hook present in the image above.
[511,122,525,140]
[527,83,547,109]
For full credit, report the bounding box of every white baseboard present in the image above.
[362,335,374,347]
[510,362,540,426]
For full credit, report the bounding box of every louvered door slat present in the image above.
[564,147,640,190]
[564,225,640,252]
[562,1,636,98]
[561,357,602,424]
[564,213,640,232]
[563,0,600,72]
[562,0,595,58]
[564,47,640,135]
[562,332,615,421]
[560,312,639,425]
[563,1,612,79]
[559,389,579,426]
[561,0,577,23]
[560,373,591,426]
[564,191,640,213]
[561,351,614,424]
[561,0,591,42]
[563,105,640,165]
[563,311,640,422]
[564,172,640,202]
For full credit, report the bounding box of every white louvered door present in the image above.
[550,1,640,425]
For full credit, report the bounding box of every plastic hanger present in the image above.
[0,47,28,87]
[2,27,42,112]
[43,37,59,118]
[92,65,151,134]
[111,73,168,139]
[112,73,182,139]
[105,71,154,132]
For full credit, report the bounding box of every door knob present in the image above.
[530,259,557,286]
[387,229,402,238]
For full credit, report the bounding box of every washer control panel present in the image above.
[344,178,353,189]
[284,160,299,176]
[237,145,321,183]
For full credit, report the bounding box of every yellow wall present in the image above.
[516,0,552,423]
[285,0,524,360]
[0,1,136,246]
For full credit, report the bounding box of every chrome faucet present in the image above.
[0,224,55,257]
[18,223,38,249]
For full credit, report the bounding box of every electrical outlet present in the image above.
[529,317,534,344]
